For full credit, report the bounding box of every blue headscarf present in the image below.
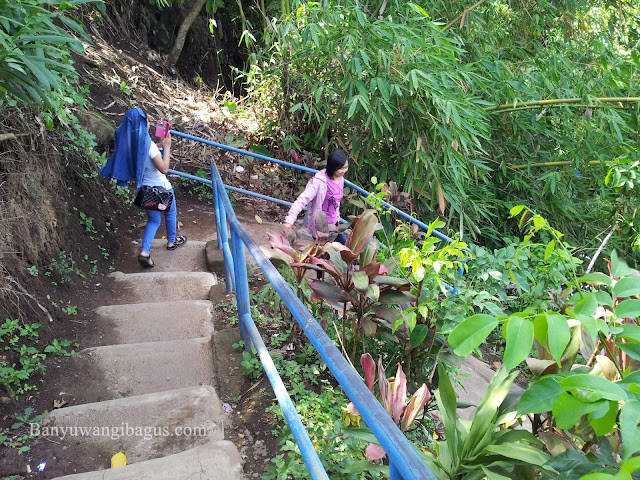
[98,108,151,188]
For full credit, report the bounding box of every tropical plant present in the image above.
[0,0,99,105]
[424,364,556,480]
[299,210,415,360]
[355,353,432,461]
[449,239,640,477]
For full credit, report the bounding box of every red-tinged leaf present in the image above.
[370,305,401,326]
[525,357,558,376]
[378,264,389,275]
[310,256,340,278]
[262,248,293,265]
[379,290,416,305]
[307,280,350,303]
[347,402,360,416]
[374,276,411,288]
[362,316,378,337]
[273,245,297,257]
[361,353,375,392]
[366,443,386,461]
[291,262,321,271]
[391,364,407,422]
[347,210,378,256]
[401,384,431,431]
[363,262,381,280]
[378,357,391,415]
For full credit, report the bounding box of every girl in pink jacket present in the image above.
[282,150,349,242]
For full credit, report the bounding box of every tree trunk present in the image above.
[167,0,208,66]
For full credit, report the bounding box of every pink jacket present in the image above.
[284,169,343,238]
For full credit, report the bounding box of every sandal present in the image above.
[167,235,187,251]
[138,255,155,268]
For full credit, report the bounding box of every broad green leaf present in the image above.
[518,376,563,414]
[552,392,603,429]
[448,314,499,357]
[465,368,517,458]
[544,240,555,261]
[546,314,571,367]
[484,442,551,466]
[613,277,640,298]
[559,374,627,402]
[435,363,458,456]
[503,316,533,371]
[619,324,640,343]
[353,271,369,292]
[620,400,640,459]
[615,300,640,319]
[589,400,618,436]
[611,251,637,278]
[573,292,598,317]
[595,291,614,307]
[342,460,388,475]
[618,343,640,361]
[580,474,615,480]
[509,205,525,217]
[365,284,380,302]
[578,273,613,286]
[410,324,429,348]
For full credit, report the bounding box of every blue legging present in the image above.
[141,189,177,254]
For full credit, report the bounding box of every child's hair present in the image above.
[326,150,348,178]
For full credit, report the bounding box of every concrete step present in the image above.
[140,239,209,272]
[70,337,214,401]
[42,386,225,470]
[51,441,243,479]
[108,271,218,304]
[93,300,215,344]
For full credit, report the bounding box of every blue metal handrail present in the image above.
[208,160,437,480]
[171,130,455,244]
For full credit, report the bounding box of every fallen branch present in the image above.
[0,133,31,142]
[4,270,54,323]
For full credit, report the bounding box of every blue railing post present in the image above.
[230,229,253,351]
[390,462,402,480]
[212,175,222,250]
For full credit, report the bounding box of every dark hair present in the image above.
[326,150,348,178]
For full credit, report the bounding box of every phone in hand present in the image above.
[155,119,171,138]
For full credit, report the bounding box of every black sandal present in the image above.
[167,235,187,251]
[138,255,155,268]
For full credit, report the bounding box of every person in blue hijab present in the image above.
[99,108,186,267]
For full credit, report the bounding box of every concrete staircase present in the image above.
[45,240,245,479]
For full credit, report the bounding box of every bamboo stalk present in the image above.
[487,104,627,114]
[511,160,612,170]
[441,0,488,32]
[485,97,640,112]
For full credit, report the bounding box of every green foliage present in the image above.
[423,364,556,479]
[0,319,74,400]
[179,168,211,199]
[0,0,98,105]
[0,407,46,455]
[245,0,640,258]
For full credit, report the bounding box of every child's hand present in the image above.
[159,134,172,149]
